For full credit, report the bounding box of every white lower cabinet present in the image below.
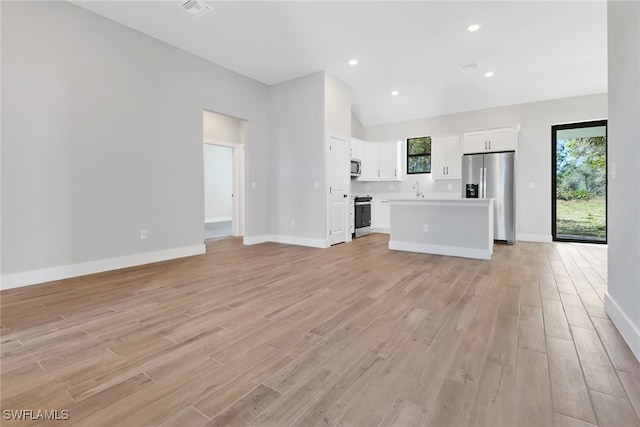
[372,198,390,232]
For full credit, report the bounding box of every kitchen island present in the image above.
[388,198,493,260]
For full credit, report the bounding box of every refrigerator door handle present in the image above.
[482,167,487,198]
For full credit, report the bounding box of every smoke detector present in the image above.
[460,62,480,72]
[178,0,213,18]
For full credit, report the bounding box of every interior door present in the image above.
[328,134,349,245]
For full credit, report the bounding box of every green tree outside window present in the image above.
[407,136,431,174]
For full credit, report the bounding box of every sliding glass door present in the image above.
[552,120,607,243]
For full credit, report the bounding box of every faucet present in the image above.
[412,180,423,197]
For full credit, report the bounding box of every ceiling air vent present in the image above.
[178,0,212,18]
[460,62,480,72]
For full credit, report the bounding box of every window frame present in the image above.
[406,136,432,174]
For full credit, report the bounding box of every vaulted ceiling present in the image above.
[71,1,608,126]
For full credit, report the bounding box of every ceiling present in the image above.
[70,1,608,127]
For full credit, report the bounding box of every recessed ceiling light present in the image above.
[348,59,358,66]
[468,24,480,32]
[484,71,495,78]
[391,91,399,96]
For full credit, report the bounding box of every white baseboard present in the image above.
[0,244,206,291]
[243,234,329,249]
[371,228,390,234]
[205,217,232,224]
[389,240,492,260]
[243,235,272,245]
[517,233,553,243]
[605,292,640,362]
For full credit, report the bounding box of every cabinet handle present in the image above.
[443,166,445,175]
[446,166,449,174]
[395,169,397,177]
[378,170,380,178]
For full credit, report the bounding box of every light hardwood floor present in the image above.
[1,234,639,427]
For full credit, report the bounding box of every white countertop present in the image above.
[390,198,493,204]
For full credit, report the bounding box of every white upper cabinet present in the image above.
[360,143,380,180]
[462,126,517,154]
[379,143,400,180]
[358,141,401,181]
[350,137,364,160]
[432,135,461,179]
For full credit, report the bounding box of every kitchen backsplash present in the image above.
[351,175,461,195]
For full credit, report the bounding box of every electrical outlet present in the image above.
[291,219,296,227]
[388,184,394,190]
[528,182,535,189]
[447,183,453,190]
[314,180,320,189]
[140,230,147,240]
[251,181,256,190]
[423,224,429,232]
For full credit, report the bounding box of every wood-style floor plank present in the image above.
[0,235,638,427]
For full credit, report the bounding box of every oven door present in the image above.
[354,202,371,228]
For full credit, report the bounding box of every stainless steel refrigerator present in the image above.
[462,151,515,244]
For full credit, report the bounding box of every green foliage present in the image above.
[556,198,606,240]
[556,136,606,201]
[408,155,431,174]
[407,136,431,173]
[407,137,431,155]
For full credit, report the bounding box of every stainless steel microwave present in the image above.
[350,159,362,177]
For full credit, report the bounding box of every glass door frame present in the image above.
[551,119,608,244]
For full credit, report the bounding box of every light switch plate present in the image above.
[610,161,617,180]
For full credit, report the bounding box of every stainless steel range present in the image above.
[353,196,372,238]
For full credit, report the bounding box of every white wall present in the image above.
[204,145,233,223]
[606,0,640,361]
[351,112,366,141]
[268,72,326,245]
[1,1,270,288]
[353,94,607,242]
[324,73,352,137]
[263,71,351,247]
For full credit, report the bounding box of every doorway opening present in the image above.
[204,144,233,239]
[552,120,607,243]
[203,110,246,241]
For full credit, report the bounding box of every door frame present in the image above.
[204,138,245,237]
[551,119,608,243]
[326,131,351,245]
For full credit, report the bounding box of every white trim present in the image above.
[605,292,640,362]
[517,233,553,243]
[371,228,390,234]
[203,137,245,237]
[0,245,206,291]
[205,217,232,224]
[243,234,329,249]
[389,240,492,260]
[243,235,272,245]
[203,138,243,149]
